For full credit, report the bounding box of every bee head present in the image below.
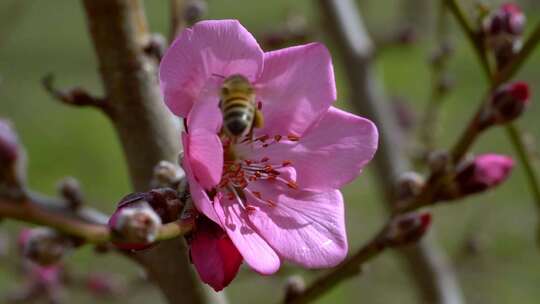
[221,74,253,98]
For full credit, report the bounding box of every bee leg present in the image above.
[253,108,264,129]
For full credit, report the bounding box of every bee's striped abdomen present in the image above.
[222,97,255,137]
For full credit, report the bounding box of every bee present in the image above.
[219,74,264,141]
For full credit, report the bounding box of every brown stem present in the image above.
[286,231,386,304]
[80,1,225,303]
[41,74,111,115]
[0,192,109,243]
[169,0,186,43]
[316,1,464,303]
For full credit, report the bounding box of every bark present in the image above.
[81,1,226,303]
[318,1,464,303]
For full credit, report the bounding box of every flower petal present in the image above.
[190,217,243,291]
[245,107,378,191]
[186,90,222,133]
[160,20,264,117]
[214,195,280,275]
[246,183,348,268]
[187,129,223,190]
[182,134,221,224]
[256,43,336,136]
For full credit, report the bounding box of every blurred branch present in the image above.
[0,191,109,243]
[169,0,186,42]
[418,1,453,156]
[286,212,431,304]
[315,1,464,304]
[0,189,194,244]
[444,0,540,247]
[42,74,111,115]
[494,21,540,87]
[80,1,224,303]
[444,0,492,78]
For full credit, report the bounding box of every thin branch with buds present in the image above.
[444,0,540,246]
[315,1,464,304]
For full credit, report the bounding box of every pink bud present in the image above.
[188,216,243,291]
[455,154,514,195]
[490,82,530,124]
[108,198,162,251]
[86,273,126,298]
[385,212,432,247]
[18,228,71,266]
[0,119,19,164]
[482,3,526,66]
[484,3,525,36]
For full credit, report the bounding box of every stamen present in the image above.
[287,133,300,141]
[282,160,292,167]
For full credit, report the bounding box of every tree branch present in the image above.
[41,74,111,115]
[444,0,540,248]
[316,1,464,303]
[80,1,225,303]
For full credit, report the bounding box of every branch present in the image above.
[42,74,111,115]
[169,0,186,43]
[80,1,224,303]
[0,190,194,244]
[316,1,464,304]
[286,227,386,304]
[444,0,540,247]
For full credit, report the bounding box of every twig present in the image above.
[444,0,492,79]
[286,230,385,304]
[42,74,111,114]
[494,21,540,87]
[418,1,453,155]
[505,124,540,245]
[0,190,194,244]
[445,0,540,247]
[316,1,464,304]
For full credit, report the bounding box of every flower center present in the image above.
[217,133,300,211]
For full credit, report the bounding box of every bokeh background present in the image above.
[1,0,540,303]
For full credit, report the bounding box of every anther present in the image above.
[274,135,282,142]
[245,205,257,213]
[287,180,299,190]
[266,199,277,207]
[287,133,300,141]
[282,160,292,167]
[260,157,269,162]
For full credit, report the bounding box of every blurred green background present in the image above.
[1,0,540,303]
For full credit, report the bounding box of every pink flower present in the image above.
[160,20,378,287]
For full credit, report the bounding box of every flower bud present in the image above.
[147,188,184,223]
[455,154,514,195]
[57,177,84,210]
[284,275,306,303]
[482,3,526,67]
[397,171,425,200]
[18,228,72,266]
[184,0,207,25]
[188,216,242,291]
[108,197,162,251]
[151,160,186,190]
[489,82,530,125]
[0,119,23,185]
[385,212,432,247]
